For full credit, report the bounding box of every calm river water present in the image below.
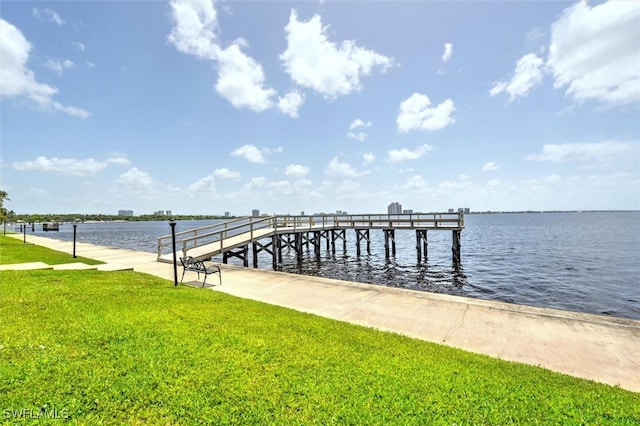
[24,211,639,320]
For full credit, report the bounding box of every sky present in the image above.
[1,0,639,216]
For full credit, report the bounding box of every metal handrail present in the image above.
[157,213,464,260]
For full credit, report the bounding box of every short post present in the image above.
[73,222,78,258]
[23,223,26,243]
[170,220,178,286]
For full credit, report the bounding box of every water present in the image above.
[20,212,640,320]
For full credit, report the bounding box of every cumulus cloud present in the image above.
[347,119,372,141]
[167,0,219,60]
[547,1,640,106]
[114,168,154,190]
[285,164,310,177]
[168,0,275,112]
[525,142,633,163]
[441,43,453,62]
[387,144,434,163]
[214,168,241,179]
[491,1,640,107]
[188,174,216,192]
[230,144,266,163]
[325,157,360,177]
[397,93,455,132]
[481,161,499,172]
[489,53,545,101]
[280,9,393,99]
[363,153,375,165]
[0,19,89,118]
[215,41,276,111]
[12,155,129,176]
[278,90,305,118]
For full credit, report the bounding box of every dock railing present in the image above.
[157,213,463,260]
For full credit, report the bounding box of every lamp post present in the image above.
[73,222,78,258]
[23,222,26,244]
[170,220,178,286]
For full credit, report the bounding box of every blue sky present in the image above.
[1,0,638,216]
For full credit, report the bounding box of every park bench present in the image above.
[179,256,221,286]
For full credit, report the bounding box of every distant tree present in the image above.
[0,190,9,222]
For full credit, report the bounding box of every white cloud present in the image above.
[488,179,502,186]
[347,119,372,141]
[230,144,266,163]
[363,153,375,165]
[44,58,74,76]
[441,43,453,62]
[387,144,434,163]
[547,1,640,106]
[347,132,366,142]
[72,41,85,52]
[280,9,393,99]
[404,175,427,191]
[106,154,130,166]
[491,2,640,107]
[215,41,276,112]
[167,0,219,60]
[168,0,275,112]
[525,142,633,163]
[245,176,267,188]
[278,90,305,118]
[214,168,241,179]
[285,164,310,177]
[397,93,455,132]
[349,119,372,130]
[0,19,89,118]
[12,156,115,176]
[489,53,544,101]
[188,174,216,192]
[114,168,154,190]
[32,7,65,26]
[481,161,499,172]
[325,157,360,177]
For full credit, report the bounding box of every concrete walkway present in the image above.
[4,234,639,392]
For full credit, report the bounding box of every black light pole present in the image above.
[73,222,78,258]
[23,223,26,243]
[170,220,178,286]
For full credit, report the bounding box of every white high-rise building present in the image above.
[387,202,402,214]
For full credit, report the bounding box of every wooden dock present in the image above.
[157,213,464,267]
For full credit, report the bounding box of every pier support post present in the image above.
[331,229,347,254]
[384,229,396,258]
[223,246,249,267]
[452,230,461,265]
[355,229,370,256]
[416,230,428,263]
[295,233,303,261]
[252,239,274,268]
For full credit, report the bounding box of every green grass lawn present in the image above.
[0,235,102,266]
[1,237,638,424]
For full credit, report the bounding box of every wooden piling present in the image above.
[384,229,396,258]
[416,230,428,263]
